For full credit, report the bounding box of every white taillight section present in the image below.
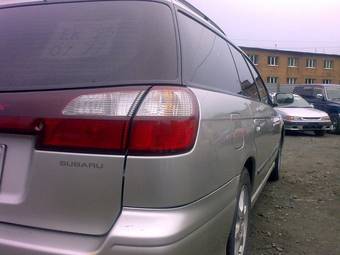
[136,88,194,117]
[36,87,147,152]
[63,91,143,117]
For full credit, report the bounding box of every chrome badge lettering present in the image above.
[60,161,104,169]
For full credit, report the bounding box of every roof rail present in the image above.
[175,0,225,35]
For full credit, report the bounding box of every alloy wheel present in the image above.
[234,185,249,255]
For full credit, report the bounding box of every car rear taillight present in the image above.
[0,87,146,153]
[0,117,38,133]
[128,86,199,155]
[38,89,145,152]
[0,86,199,155]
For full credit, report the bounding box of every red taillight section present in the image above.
[129,117,198,154]
[0,87,146,153]
[35,87,145,152]
[0,117,37,133]
[0,86,199,155]
[129,86,199,155]
[40,118,130,151]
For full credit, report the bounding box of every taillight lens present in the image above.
[38,89,145,152]
[0,87,146,153]
[40,118,130,151]
[129,86,199,155]
[0,86,199,155]
[0,117,38,133]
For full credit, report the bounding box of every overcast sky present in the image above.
[188,0,340,55]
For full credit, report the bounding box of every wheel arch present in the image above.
[243,157,255,191]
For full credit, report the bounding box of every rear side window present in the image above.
[229,45,260,101]
[178,13,239,94]
[0,2,177,91]
[313,87,324,97]
[297,87,314,97]
[245,58,269,104]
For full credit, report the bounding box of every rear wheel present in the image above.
[227,170,251,255]
[315,130,326,136]
[330,117,340,134]
[333,124,340,134]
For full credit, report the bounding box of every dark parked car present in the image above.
[293,84,340,133]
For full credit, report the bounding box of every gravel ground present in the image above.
[248,132,340,255]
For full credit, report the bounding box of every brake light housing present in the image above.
[129,86,199,155]
[0,86,199,155]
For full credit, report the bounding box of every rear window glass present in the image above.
[245,58,269,103]
[0,1,178,91]
[178,13,240,94]
[295,87,314,97]
[228,45,259,101]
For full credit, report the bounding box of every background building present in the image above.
[241,46,340,92]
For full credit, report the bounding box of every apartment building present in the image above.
[241,46,340,91]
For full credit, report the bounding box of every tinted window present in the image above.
[313,87,324,97]
[297,87,314,97]
[293,87,305,95]
[0,2,177,91]
[245,59,269,104]
[178,13,239,93]
[229,46,259,101]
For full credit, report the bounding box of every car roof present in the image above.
[293,84,340,88]
[0,0,172,9]
[0,0,227,36]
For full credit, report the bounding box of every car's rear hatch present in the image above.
[0,0,177,235]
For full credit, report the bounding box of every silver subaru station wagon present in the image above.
[0,0,284,254]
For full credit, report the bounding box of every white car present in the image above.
[274,94,333,136]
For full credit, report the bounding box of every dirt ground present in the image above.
[248,132,340,255]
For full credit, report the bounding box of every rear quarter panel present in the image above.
[123,88,257,208]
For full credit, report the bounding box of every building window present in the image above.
[267,76,279,84]
[305,78,315,84]
[287,77,297,84]
[247,54,258,65]
[323,79,332,84]
[268,56,278,66]
[324,59,334,69]
[306,58,317,68]
[288,57,297,67]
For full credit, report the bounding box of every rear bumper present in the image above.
[0,176,239,255]
[284,120,333,131]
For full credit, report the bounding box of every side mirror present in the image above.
[316,94,324,100]
[275,93,294,106]
[310,103,315,108]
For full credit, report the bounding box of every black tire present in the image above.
[314,130,326,136]
[269,142,282,182]
[333,126,340,134]
[330,118,340,134]
[227,170,251,255]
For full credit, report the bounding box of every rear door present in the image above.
[311,87,328,112]
[245,58,281,152]
[298,86,329,112]
[228,46,275,186]
[0,0,178,235]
